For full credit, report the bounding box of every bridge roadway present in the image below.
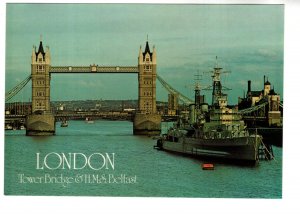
[55,112,133,121]
[5,112,133,121]
[49,65,138,73]
[5,112,178,122]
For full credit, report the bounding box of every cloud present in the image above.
[256,48,278,58]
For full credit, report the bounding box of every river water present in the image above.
[4,120,282,198]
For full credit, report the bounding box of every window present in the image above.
[36,91,45,97]
[144,65,152,72]
[36,80,46,85]
[36,100,45,108]
[37,65,45,73]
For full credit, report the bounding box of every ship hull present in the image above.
[158,136,261,164]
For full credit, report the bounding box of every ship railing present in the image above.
[204,130,248,139]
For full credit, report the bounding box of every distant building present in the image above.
[57,104,65,111]
[238,76,281,126]
[168,93,179,115]
[5,102,31,115]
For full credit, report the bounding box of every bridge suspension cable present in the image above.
[238,101,268,114]
[5,75,31,102]
[156,74,193,104]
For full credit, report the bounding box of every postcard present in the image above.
[4,3,283,199]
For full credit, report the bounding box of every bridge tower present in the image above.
[138,41,157,113]
[133,40,161,135]
[26,38,55,135]
[31,39,51,112]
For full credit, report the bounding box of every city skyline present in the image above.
[5,4,284,104]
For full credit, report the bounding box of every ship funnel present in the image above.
[248,80,251,93]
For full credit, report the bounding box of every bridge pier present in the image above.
[26,113,56,136]
[133,113,161,136]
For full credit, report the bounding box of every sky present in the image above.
[5,3,284,104]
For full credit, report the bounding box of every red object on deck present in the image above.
[202,163,214,170]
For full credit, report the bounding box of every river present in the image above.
[4,120,282,198]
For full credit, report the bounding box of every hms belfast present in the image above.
[155,58,268,165]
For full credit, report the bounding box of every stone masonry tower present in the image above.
[26,38,55,136]
[133,40,161,135]
[31,38,51,113]
[138,41,157,114]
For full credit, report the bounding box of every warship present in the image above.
[155,58,264,165]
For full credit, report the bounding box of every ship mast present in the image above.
[201,56,231,108]
[211,56,223,107]
[194,71,202,110]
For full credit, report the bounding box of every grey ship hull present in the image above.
[158,135,261,164]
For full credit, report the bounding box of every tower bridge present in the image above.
[7,39,161,136]
[5,38,202,136]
